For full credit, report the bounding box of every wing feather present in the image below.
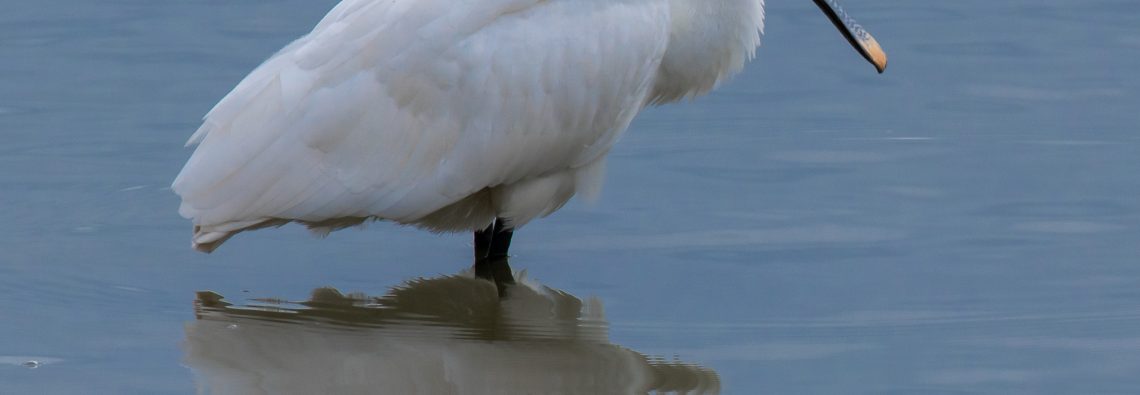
[173,0,669,245]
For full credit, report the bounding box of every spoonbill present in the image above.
[173,0,887,280]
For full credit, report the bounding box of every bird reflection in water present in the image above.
[185,272,720,394]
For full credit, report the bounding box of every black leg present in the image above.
[472,218,515,295]
[487,219,513,260]
[474,223,493,261]
[473,222,494,280]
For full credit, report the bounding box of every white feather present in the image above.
[173,0,766,251]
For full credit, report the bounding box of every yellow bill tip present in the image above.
[860,34,888,73]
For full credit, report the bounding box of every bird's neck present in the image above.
[649,0,765,104]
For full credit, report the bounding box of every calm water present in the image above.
[2,0,1139,393]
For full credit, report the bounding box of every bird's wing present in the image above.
[173,0,669,240]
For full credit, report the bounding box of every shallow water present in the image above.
[2,0,1139,393]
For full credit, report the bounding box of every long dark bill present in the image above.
[811,0,888,73]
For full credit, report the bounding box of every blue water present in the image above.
[2,0,1139,393]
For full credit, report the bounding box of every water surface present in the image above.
[2,0,1139,393]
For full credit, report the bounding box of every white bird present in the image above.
[173,0,886,280]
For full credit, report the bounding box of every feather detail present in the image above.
[173,0,672,250]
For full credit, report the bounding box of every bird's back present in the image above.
[173,0,670,250]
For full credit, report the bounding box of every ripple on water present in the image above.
[185,274,721,395]
[0,356,63,369]
[767,150,888,164]
[1012,220,1127,234]
[1029,139,1117,146]
[0,106,28,116]
[615,308,1140,339]
[649,341,877,362]
[974,201,1131,218]
[878,186,946,199]
[547,224,907,251]
[919,369,1044,386]
[964,84,1125,102]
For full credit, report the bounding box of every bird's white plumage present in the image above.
[174,0,765,251]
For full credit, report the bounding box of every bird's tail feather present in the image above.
[191,219,289,253]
